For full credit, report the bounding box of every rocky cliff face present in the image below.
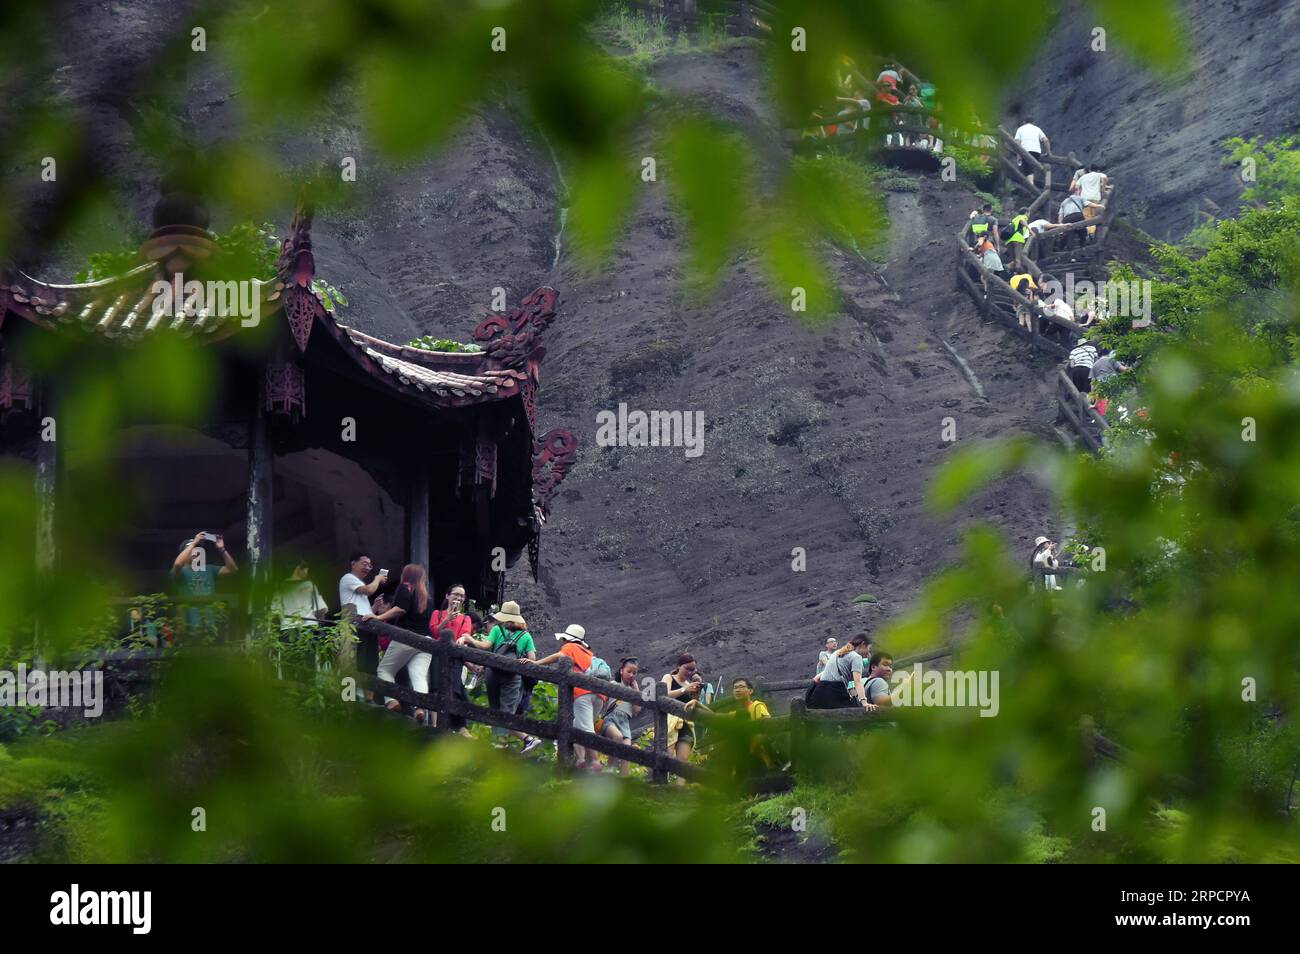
[1014,0,1300,241]
[10,5,1080,686]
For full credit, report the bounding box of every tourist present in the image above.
[873,80,902,145]
[1026,215,1060,252]
[816,637,838,676]
[1011,272,1039,332]
[1090,349,1130,385]
[461,609,486,693]
[875,80,900,107]
[1012,118,1051,186]
[876,63,901,88]
[1058,191,1089,248]
[1005,207,1031,271]
[976,235,1007,284]
[1076,164,1110,238]
[834,86,871,130]
[808,633,874,710]
[661,654,706,784]
[902,84,924,146]
[599,657,642,776]
[1037,283,1076,345]
[171,530,239,635]
[861,653,894,708]
[272,559,328,631]
[527,623,603,770]
[1068,337,1099,393]
[460,600,545,753]
[338,552,387,691]
[428,582,474,733]
[730,677,779,773]
[969,204,999,249]
[1031,536,1063,591]
[373,564,436,724]
[269,559,329,677]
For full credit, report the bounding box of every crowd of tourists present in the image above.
[805,57,946,154]
[959,117,1128,426]
[806,635,894,712]
[166,545,774,781]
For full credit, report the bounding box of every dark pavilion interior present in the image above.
[0,189,576,614]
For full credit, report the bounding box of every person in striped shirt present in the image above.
[1068,338,1099,393]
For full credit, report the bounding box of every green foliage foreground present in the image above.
[8,0,1296,863]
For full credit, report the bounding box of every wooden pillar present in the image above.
[474,483,494,601]
[33,387,58,651]
[34,388,57,576]
[407,451,430,569]
[245,377,274,635]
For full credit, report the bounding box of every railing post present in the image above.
[437,638,455,733]
[652,681,669,784]
[555,658,575,772]
[789,697,806,776]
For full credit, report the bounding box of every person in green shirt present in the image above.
[461,600,543,753]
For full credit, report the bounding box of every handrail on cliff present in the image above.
[954,127,1120,452]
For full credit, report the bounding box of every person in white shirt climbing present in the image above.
[1013,118,1051,186]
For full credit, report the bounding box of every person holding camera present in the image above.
[1031,536,1064,591]
[170,530,238,635]
[661,654,708,784]
[338,552,388,695]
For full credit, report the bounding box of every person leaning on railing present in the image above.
[1010,272,1039,332]
[807,633,875,710]
[528,623,605,771]
[372,564,436,725]
[597,657,642,776]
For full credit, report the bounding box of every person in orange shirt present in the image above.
[529,623,603,771]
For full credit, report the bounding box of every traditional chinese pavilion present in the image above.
[0,190,575,607]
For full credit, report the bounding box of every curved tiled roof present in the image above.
[2,266,289,341]
[0,218,536,414]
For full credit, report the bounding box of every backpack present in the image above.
[588,656,612,680]
[493,625,530,657]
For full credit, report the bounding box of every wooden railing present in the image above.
[617,0,768,34]
[788,104,998,164]
[107,593,246,645]
[360,617,718,784]
[1055,368,1109,452]
[953,127,1119,452]
[954,238,1081,359]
